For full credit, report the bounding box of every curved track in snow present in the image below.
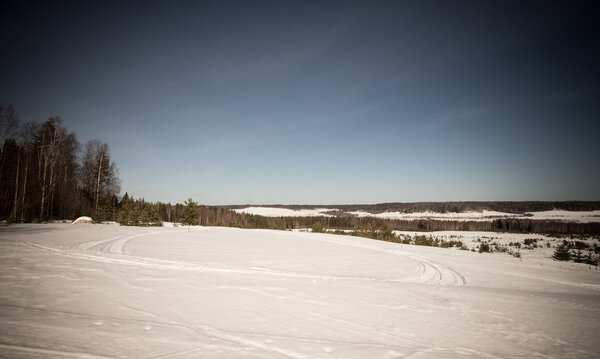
[26,228,468,287]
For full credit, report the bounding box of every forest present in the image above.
[1,103,599,235]
[223,201,600,214]
[0,104,120,222]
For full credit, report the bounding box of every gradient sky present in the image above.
[1,1,598,204]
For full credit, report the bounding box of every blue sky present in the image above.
[1,1,598,204]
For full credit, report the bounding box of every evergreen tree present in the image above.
[180,198,200,226]
[552,244,571,261]
[584,249,598,266]
[571,249,584,263]
[140,204,162,227]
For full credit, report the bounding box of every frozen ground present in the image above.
[233,207,600,223]
[1,224,599,358]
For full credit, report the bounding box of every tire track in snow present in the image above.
[23,241,406,283]
[1,303,307,359]
[78,235,123,251]
[0,343,112,359]
[25,229,469,286]
[310,233,469,286]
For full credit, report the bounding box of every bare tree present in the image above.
[0,104,19,160]
[35,117,64,219]
[19,122,38,221]
[81,139,120,219]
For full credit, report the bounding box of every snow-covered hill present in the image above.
[1,223,599,358]
[234,207,600,223]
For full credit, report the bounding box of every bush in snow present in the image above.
[478,243,491,253]
[311,222,325,233]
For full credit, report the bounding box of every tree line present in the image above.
[2,103,598,236]
[112,196,600,235]
[224,201,600,214]
[0,104,120,222]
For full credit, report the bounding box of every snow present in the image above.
[392,230,599,261]
[349,209,600,223]
[232,207,600,223]
[524,209,600,223]
[72,216,94,224]
[348,209,519,221]
[1,223,599,358]
[234,207,335,217]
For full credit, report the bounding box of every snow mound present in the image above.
[72,216,94,224]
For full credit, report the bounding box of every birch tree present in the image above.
[81,139,120,219]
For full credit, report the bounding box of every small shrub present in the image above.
[311,222,325,233]
[479,243,490,253]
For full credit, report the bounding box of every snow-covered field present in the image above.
[525,210,600,223]
[393,230,598,260]
[234,207,335,217]
[348,210,518,221]
[1,224,599,358]
[235,207,600,223]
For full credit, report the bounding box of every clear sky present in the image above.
[1,1,598,204]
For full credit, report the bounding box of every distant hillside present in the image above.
[224,201,600,214]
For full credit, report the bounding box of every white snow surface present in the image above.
[348,209,518,221]
[234,207,335,217]
[1,223,599,358]
[524,209,600,223]
[349,209,600,223]
[233,207,600,222]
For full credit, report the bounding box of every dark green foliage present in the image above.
[139,205,162,226]
[95,197,115,223]
[117,195,162,226]
[0,106,121,222]
[553,245,571,261]
[414,235,439,247]
[311,221,324,233]
[549,240,598,266]
[584,250,598,266]
[377,223,395,241]
[251,201,600,215]
[523,238,540,248]
[180,198,200,226]
[478,243,491,253]
[571,249,584,263]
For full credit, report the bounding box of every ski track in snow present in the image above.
[4,225,599,358]
[25,229,468,287]
[1,303,309,359]
[0,343,113,359]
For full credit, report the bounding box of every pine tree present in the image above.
[552,244,571,261]
[572,249,584,263]
[180,198,200,227]
[584,249,598,266]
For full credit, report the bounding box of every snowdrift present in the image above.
[72,216,94,224]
